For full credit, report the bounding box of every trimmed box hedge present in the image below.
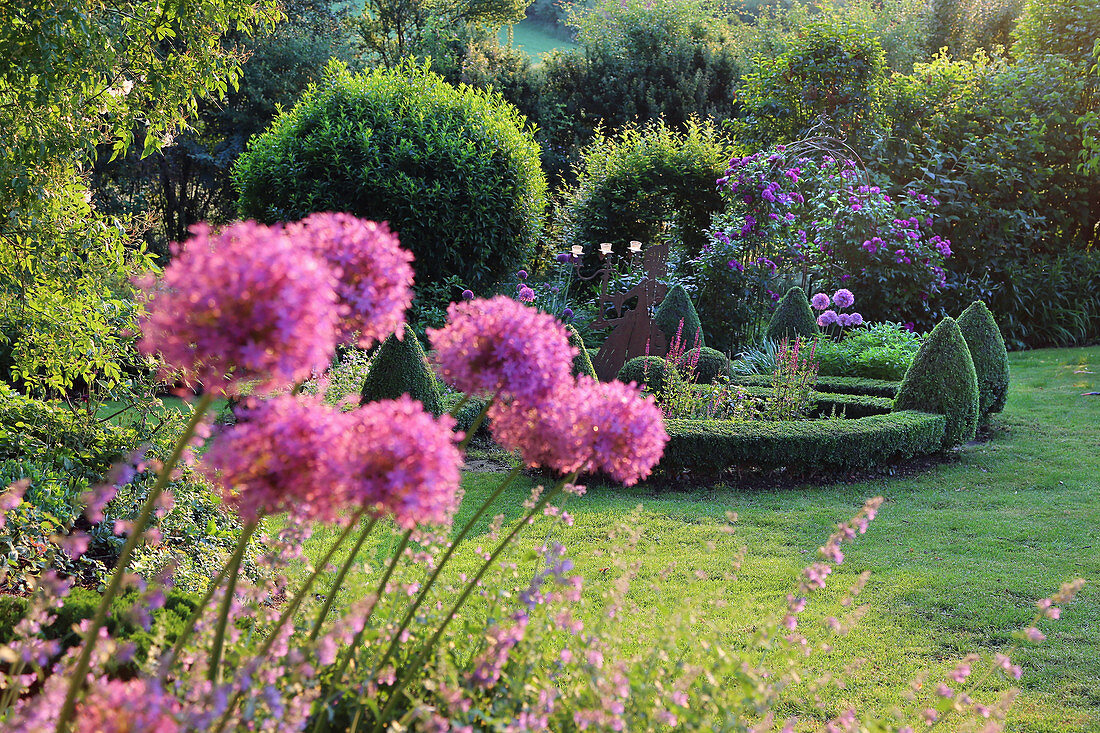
[692,384,894,418]
[729,374,900,398]
[659,410,947,474]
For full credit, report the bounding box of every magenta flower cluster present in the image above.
[138,214,413,395]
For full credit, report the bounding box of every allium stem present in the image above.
[371,464,523,675]
[212,509,368,733]
[457,392,497,452]
[207,519,258,684]
[56,391,215,733]
[158,558,232,682]
[374,473,575,728]
[309,513,380,641]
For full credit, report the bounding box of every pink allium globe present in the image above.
[284,213,414,348]
[76,678,179,733]
[201,394,351,522]
[817,310,838,327]
[136,221,339,395]
[849,312,864,326]
[344,396,463,528]
[836,313,852,327]
[576,378,668,486]
[428,296,576,403]
[832,289,855,309]
[810,292,830,310]
[488,390,592,474]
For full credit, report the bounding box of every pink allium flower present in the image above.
[849,312,864,326]
[76,678,179,733]
[576,378,668,486]
[836,313,852,328]
[285,213,414,348]
[428,296,576,403]
[811,292,831,310]
[489,391,593,474]
[518,285,536,303]
[201,394,350,522]
[832,288,855,308]
[137,221,339,395]
[343,396,463,528]
[817,309,838,327]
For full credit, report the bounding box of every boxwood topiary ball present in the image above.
[766,286,820,343]
[617,356,675,393]
[893,317,979,448]
[685,346,733,384]
[359,325,443,415]
[956,300,1009,420]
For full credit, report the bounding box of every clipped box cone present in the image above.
[360,325,443,415]
[956,300,1009,421]
[766,286,820,343]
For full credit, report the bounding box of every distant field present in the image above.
[499,18,577,60]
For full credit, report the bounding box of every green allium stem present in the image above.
[56,391,215,733]
[309,514,380,641]
[207,519,258,684]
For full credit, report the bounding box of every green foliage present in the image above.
[925,0,1024,59]
[730,374,901,398]
[659,410,946,474]
[360,326,443,415]
[686,347,733,384]
[560,120,735,266]
[696,383,894,418]
[990,251,1100,349]
[765,288,820,343]
[735,18,888,147]
[234,60,547,307]
[893,317,979,448]
[956,301,1009,419]
[1013,0,1100,68]
[814,322,924,381]
[441,393,490,439]
[655,285,705,349]
[0,0,280,393]
[617,356,675,393]
[566,325,597,379]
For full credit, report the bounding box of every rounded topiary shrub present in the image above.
[685,346,732,384]
[766,287,820,343]
[893,317,979,448]
[617,356,674,393]
[360,325,443,415]
[234,59,547,298]
[655,284,704,349]
[956,300,1009,420]
[566,324,597,379]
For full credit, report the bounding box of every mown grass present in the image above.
[301,346,1099,730]
[499,18,577,59]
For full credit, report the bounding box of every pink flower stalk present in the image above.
[75,678,180,733]
[285,213,414,348]
[344,396,463,528]
[428,296,576,402]
[201,394,351,522]
[811,292,831,310]
[136,221,339,395]
[832,289,855,308]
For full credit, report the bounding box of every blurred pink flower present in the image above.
[285,213,414,348]
[137,221,339,395]
[76,678,179,733]
[576,377,668,486]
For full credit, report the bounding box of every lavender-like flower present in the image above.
[75,678,180,732]
[285,212,414,348]
[428,296,576,403]
[136,221,339,395]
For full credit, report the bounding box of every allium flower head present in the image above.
[137,221,339,395]
[849,312,864,326]
[489,389,592,475]
[344,396,463,528]
[76,678,179,733]
[462,289,475,300]
[811,292,830,310]
[201,394,351,522]
[518,285,536,303]
[817,310,838,327]
[285,213,414,348]
[577,378,668,486]
[428,296,576,402]
[832,289,855,308]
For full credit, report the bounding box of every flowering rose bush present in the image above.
[709,149,953,330]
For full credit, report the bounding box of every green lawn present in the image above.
[499,18,577,59]
[301,346,1099,730]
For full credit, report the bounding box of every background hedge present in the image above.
[729,375,900,398]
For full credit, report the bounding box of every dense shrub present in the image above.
[893,317,978,448]
[1013,0,1100,68]
[234,60,547,303]
[618,356,675,392]
[655,284,705,349]
[692,383,894,417]
[686,347,733,384]
[660,410,946,474]
[359,326,443,415]
[956,301,1009,420]
[766,287,820,343]
[559,119,734,265]
[815,322,924,380]
[730,374,900,398]
[566,325,597,379]
[989,251,1100,349]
